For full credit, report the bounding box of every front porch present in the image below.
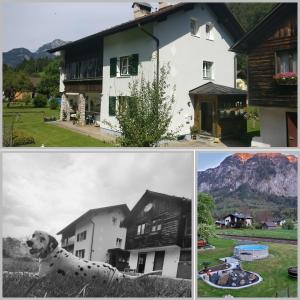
[189,82,247,139]
[60,92,101,126]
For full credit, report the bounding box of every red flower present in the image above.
[273,72,297,80]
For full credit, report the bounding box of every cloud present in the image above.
[2,152,193,239]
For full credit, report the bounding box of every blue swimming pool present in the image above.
[236,245,268,251]
[234,244,269,261]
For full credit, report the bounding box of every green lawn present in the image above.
[3,107,114,147]
[216,228,297,240]
[198,237,297,297]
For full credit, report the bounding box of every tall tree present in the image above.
[198,193,215,242]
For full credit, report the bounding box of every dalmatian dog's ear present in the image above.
[48,235,58,252]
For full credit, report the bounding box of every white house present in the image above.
[223,212,253,228]
[57,204,130,269]
[49,2,245,138]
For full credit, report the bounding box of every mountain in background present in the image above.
[3,237,31,258]
[3,39,68,67]
[198,153,298,220]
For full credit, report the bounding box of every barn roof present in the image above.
[48,3,244,53]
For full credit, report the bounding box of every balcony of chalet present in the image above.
[61,235,75,253]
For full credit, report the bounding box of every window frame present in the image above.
[151,219,162,233]
[275,49,297,74]
[203,61,214,80]
[206,22,214,41]
[137,223,146,235]
[120,56,130,76]
[190,18,200,37]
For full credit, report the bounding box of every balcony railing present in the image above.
[61,236,75,247]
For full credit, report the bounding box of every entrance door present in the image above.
[286,112,297,147]
[153,251,165,271]
[137,253,147,273]
[201,102,213,134]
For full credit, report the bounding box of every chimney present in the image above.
[158,2,170,10]
[132,2,152,19]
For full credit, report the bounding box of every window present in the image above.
[190,18,199,36]
[110,54,139,77]
[206,22,214,40]
[203,61,214,79]
[151,219,162,232]
[112,216,117,225]
[77,231,86,242]
[276,50,297,74]
[120,56,130,76]
[109,96,117,116]
[137,223,146,235]
[75,249,85,258]
[116,238,122,247]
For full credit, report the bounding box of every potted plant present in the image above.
[190,125,200,140]
[273,72,297,85]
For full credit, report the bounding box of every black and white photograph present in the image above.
[2,151,193,297]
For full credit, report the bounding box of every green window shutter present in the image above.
[109,96,117,116]
[126,96,135,117]
[129,54,139,76]
[110,58,117,77]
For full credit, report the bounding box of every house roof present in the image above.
[224,212,253,219]
[48,3,244,53]
[189,82,247,96]
[230,3,296,53]
[57,204,130,236]
[121,190,191,227]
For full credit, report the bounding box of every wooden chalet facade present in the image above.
[231,3,298,147]
[51,37,104,125]
[121,190,191,279]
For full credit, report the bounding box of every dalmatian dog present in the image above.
[26,230,160,283]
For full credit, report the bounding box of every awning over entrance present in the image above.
[189,82,247,96]
[189,82,247,138]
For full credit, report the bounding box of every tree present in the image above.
[198,193,216,242]
[106,65,177,147]
[282,219,295,230]
[37,58,61,98]
[3,69,33,105]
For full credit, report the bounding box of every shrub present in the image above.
[254,222,262,229]
[44,116,57,122]
[33,95,47,108]
[12,130,35,146]
[23,95,32,106]
[49,98,59,110]
[282,219,294,230]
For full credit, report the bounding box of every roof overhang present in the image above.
[189,82,247,96]
[48,3,244,54]
[230,3,296,53]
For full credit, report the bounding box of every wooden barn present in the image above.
[230,3,297,147]
[121,190,191,279]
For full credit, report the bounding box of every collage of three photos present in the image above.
[2,1,298,298]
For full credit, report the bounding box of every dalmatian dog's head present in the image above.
[26,230,58,259]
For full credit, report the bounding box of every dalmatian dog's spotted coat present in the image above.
[26,230,160,283]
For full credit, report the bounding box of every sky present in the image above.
[2,152,193,239]
[2,1,160,52]
[197,151,299,171]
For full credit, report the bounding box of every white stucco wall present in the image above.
[127,246,181,277]
[73,208,127,262]
[101,25,155,131]
[255,107,297,147]
[100,3,236,135]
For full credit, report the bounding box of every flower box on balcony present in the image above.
[273,72,297,86]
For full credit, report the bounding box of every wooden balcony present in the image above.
[64,78,102,93]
